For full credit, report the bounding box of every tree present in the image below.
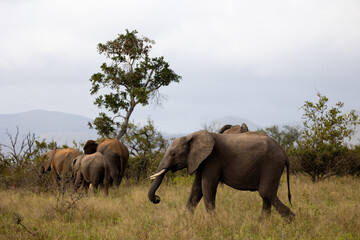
[89,30,181,140]
[301,93,359,148]
[201,120,222,132]
[296,92,360,181]
[123,119,168,181]
[261,125,301,151]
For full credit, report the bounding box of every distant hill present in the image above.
[0,110,99,146]
[1,110,358,148]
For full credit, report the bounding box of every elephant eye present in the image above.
[171,152,176,157]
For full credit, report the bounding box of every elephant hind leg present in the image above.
[83,182,90,195]
[103,184,109,196]
[272,196,295,222]
[258,184,277,221]
[259,198,272,221]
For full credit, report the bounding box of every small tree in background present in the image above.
[0,127,70,190]
[295,93,360,181]
[123,119,168,181]
[260,125,301,151]
[89,30,181,139]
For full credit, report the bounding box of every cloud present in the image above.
[0,0,359,133]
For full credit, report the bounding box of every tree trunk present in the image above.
[116,95,136,140]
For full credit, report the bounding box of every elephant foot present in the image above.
[258,212,271,222]
[185,204,196,214]
[284,212,295,223]
[272,196,295,223]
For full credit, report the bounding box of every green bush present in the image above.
[289,92,360,181]
[289,145,360,181]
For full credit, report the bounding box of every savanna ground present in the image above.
[0,175,359,240]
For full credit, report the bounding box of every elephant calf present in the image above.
[72,152,108,195]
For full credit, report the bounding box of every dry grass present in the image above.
[0,175,359,239]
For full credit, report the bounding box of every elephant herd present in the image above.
[41,138,129,196]
[41,123,295,222]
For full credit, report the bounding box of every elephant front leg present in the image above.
[186,172,203,214]
[202,181,218,213]
[201,163,220,214]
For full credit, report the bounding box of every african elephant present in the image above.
[218,123,249,134]
[41,148,81,187]
[72,152,108,195]
[148,130,295,221]
[83,138,129,189]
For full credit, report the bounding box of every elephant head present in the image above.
[148,130,215,204]
[84,140,98,154]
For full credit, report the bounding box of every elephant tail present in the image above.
[45,149,57,172]
[285,157,292,206]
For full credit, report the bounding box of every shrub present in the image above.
[292,93,360,181]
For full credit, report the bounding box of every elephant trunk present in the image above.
[148,169,167,204]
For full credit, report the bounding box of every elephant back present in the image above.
[97,139,129,186]
[61,148,81,173]
[51,148,80,176]
[97,139,129,158]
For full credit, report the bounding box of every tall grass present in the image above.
[0,175,359,239]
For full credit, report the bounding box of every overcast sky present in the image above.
[1,0,359,134]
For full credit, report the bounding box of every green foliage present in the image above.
[123,119,168,181]
[293,93,360,181]
[301,93,359,148]
[259,125,301,150]
[89,29,181,139]
[290,145,360,180]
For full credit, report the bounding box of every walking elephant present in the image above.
[218,123,249,134]
[72,152,108,195]
[83,138,128,188]
[148,130,295,221]
[41,148,81,187]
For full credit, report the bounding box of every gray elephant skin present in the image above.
[148,130,295,221]
[41,148,81,186]
[218,123,249,134]
[72,152,108,195]
[83,138,129,189]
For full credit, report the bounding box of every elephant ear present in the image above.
[241,123,249,132]
[218,124,232,134]
[187,131,215,174]
[44,150,56,172]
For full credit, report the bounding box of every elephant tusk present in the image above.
[150,169,166,180]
